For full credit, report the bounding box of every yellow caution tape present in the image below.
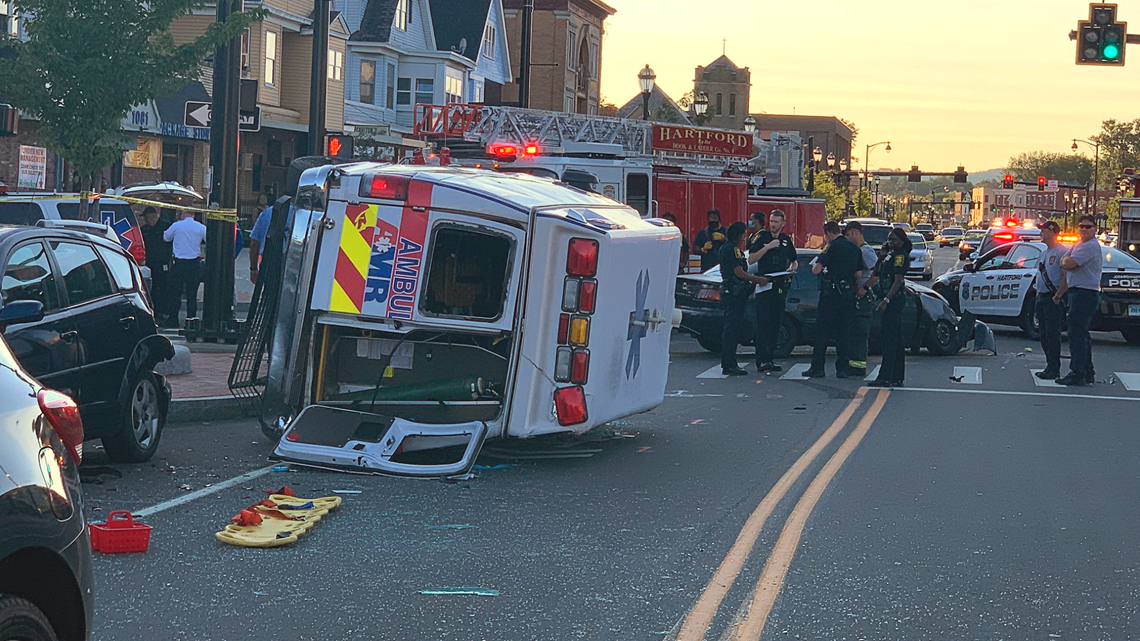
[10,191,241,223]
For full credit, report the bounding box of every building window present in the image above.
[394,0,409,31]
[483,25,495,59]
[264,30,277,87]
[729,93,736,116]
[415,78,434,105]
[328,49,344,81]
[397,77,411,105]
[240,28,251,77]
[387,64,397,107]
[445,76,463,103]
[0,1,18,37]
[567,27,576,67]
[360,60,376,104]
[715,93,723,115]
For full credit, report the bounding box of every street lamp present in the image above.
[873,175,881,216]
[864,141,891,190]
[813,147,823,165]
[638,65,656,121]
[692,91,709,123]
[1072,138,1100,222]
[743,115,756,133]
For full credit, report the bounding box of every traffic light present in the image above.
[953,166,968,184]
[1077,3,1127,66]
[1038,176,1047,191]
[325,134,354,159]
[908,165,921,183]
[1002,174,1014,189]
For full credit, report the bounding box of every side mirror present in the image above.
[969,252,979,261]
[0,300,45,329]
[963,263,975,273]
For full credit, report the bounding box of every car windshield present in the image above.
[907,233,927,250]
[861,225,892,246]
[916,224,933,231]
[943,227,963,235]
[1104,246,1140,269]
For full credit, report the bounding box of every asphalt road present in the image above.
[80,248,1140,640]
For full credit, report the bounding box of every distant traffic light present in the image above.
[908,165,921,183]
[953,166,968,184]
[325,134,354,159]
[1002,174,1014,189]
[1038,176,1047,191]
[1077,3,1128,66]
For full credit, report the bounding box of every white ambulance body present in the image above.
[263,162,681,477]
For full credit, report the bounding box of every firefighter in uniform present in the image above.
[805,220,863,378]
[695,209,728,272]
[869,227,912,388]
[748,210,798,372]
[719,222,770,376]
[844,221,881,377]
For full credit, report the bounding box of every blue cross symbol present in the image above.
[100,212,135,251]
[625,269,650,380]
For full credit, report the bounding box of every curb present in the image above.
[169,395,259,423]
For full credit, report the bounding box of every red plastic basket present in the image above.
[89,511,152,553]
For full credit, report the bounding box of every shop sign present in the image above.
[161,122,211,140]
[17,145,46,189]
[123,136,161,169]
[651,124,754,158]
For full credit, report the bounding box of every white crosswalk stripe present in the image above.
[696,363,748,379]
[780,363,812,380]
[1030,369,1062,388]
[952,366,983,385]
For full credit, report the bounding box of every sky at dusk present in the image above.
[598,0,1140,174]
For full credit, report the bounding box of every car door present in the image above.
[959,245,1014,316]
[0,240,82,398]
[996,244,1043,318]
[49,239,135,422]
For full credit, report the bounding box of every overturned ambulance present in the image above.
[258,162,682,477]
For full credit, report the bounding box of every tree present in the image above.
[1006,151,1093,185]
[839,118,859,149]
[853,188,873,217]
[1092,118,1140,192]
[0,0,264,187]
[811,170,847,220]
[677,91,711,127]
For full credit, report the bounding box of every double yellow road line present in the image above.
[674,388,891,641]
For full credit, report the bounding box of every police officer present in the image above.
[869,228,912,388]
[805,221,863,378]
[1034,220,1066,380]
[748,210,798,372]
[719,222,770,376]
[843,221,880,378]
[694,209,728,272]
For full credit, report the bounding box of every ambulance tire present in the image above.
[1122,327,1140,345]
[1019,300,1042,341]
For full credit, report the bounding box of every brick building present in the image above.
[693,55,750,131]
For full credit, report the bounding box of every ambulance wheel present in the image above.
[1019,302,1042,341]
[1122,327,1140,345]
[696,334,722,353]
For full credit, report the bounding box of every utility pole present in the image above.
[203,0,242,333]
[308,0,331,155]
[518,0,533,108]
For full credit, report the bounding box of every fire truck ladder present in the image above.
[415,104,652,156]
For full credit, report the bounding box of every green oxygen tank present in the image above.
[333,377,488,402]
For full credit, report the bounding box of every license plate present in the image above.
[1130,305,1140,317]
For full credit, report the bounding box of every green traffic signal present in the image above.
[1105,43,1121,59]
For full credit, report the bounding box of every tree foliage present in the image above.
[853,187,873,217]
[0,0,264,183]
[811,170,848,220]
[1092,118,1140,193]
[1005,151,1092,185]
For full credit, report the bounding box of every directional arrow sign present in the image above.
[185,101,212,128]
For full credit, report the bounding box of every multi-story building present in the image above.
[753,115,853,169]
[500,0,616,114]
[693,55,750,131]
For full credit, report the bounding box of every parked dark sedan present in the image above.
[0,227,173,462]
[675,249,962,357]
[0,326,93,641]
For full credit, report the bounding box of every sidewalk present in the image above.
[163,347,260,423]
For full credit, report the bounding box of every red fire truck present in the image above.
[413,104,827,255]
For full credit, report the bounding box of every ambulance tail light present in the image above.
[557,313,570,344]
[578,279,597,313]
[128,241,146,265]
[570,349,590,385]
[562,277,581,312]
[554,386,588,426]
[363,174,410,201]
[568,316,590,346]
[567,238,599,277]
[554,347,573,382]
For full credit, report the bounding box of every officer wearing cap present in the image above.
[844,221,881,378]
[1034,220,1067,380]
[719,222,770,376]
[748,210,799,372]
[805,220,863,378]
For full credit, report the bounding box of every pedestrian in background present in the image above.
[844,221,880,378]
[163,210,207,326]
[694,209,727,272]
[869,227,912,388]
[748,209,798,373]
[1056,215,1103,386]
[1034,220,1067,380]
[662,212,689,274]
[719,222,770,376]
[139,206,173,326]
[805,220,862,379]
[249,194,273,284]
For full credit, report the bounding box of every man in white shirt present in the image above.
[163,210,207,325]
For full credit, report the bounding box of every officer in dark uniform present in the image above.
[804,220,863,378]
[869,227,913,388]
[694,209,728,272]
[748,210,798,372]
[719,222,770,376]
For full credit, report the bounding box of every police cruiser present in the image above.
[947,240,1140,344]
